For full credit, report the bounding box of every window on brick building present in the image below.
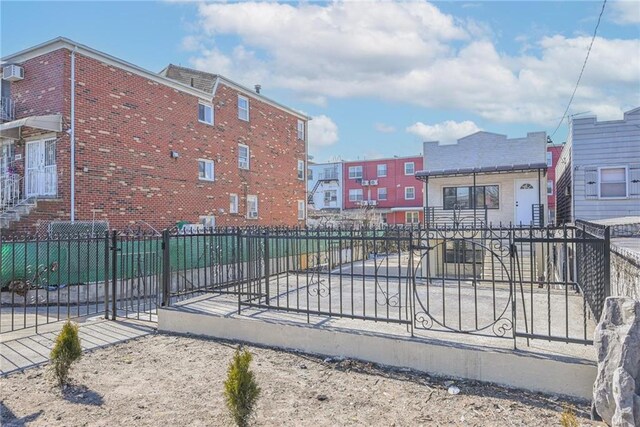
[349,189,363,202]
[405,186,415,200]
[238,95,249,121]
[247,195,258,219]
[348,166,363,179]
[298,200,305,220]
[404,162,415,175]
[198,103,213,125]
[547,180,553,196]
[297,120,305,140]
[405,211,420,224]
[230,194,239,214]
[238,144,250,170]
[297,160,305,180]
[377,164,387,177]
[198,159,214,181]
[547,152,553,167]
[378,187,387,200]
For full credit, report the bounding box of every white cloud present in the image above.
[374,122,396,133]
[609,1,640,25]
[406,120,482,144]
[183,1,640,126]
[309,115,339,149]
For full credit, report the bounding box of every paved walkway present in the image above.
[0,316,155,376]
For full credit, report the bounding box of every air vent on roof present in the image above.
[2,65,24,82]
[254,84,261,94]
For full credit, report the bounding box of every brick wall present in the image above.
[4,47,306,233]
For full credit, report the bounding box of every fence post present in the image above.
[104,230,110,319]
[110,230,118,320]
[236,228,242,314]
[263,231,270,305]
[161,229,171,307]
[603,225,611,299]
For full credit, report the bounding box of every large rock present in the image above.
[593,297,640,426]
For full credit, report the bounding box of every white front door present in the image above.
[26,138,57,197]
[515,179,539,225]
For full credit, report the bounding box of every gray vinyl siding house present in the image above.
[555,107,640,224]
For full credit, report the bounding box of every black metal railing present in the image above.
[424,205,488,228]
[1,223,611,347]
[0,97,15,122]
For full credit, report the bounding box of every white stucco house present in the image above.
[556,107,640,224]
[307,161,342,212]
[416,131,548,227]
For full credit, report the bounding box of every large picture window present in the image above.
[443,185,499,209]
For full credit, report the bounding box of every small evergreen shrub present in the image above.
[50,320,82,386]
[560,405,578,427]
[223,347,260,427]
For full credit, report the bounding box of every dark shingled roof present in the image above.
[415,163,548,180]
[160,64,218,93]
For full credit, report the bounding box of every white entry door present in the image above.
[26,138,57,197]
[515,179,539,225]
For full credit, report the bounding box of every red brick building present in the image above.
[342,156,424,225]
[546,145,563,224]
[0,37,308,232]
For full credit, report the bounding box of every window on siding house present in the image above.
[348,166,363,179]
[247,195,258,219]
[238,95,249,121]
[198,159,215,181]
[599,167,627,198]
[238,144,250,170]
[297,120,305,140]
[445,241,483,264]
[308,169,313,180]
[547,180,553,196]
[377,164,387,177]
[297,160,305,180]
[377,187,387,200]
[229,193,239,214]
[198,103,213,125]
[298,200,305,220]
[443,185,499,209]
[324,190,337,203]
[547,151,553,167]
[349,189,363,202]
[405,186,415,200]
[405,211,419,224]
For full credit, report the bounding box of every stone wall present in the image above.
[611,244,640,301]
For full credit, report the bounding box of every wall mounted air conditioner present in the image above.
[248,211,258,219]
[2,65,24,82]
[362,180,370,186]
[369,180,378,186]
[369,200,377,206]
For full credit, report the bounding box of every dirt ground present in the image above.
[1,332,599,427]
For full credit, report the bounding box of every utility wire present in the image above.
[550,0,607,138]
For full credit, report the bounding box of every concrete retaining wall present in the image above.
[158,307,597,400]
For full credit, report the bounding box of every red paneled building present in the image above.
[342,156,424,225]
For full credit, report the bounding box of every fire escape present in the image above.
[308,166,339,208]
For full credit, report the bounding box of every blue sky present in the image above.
[2,1,639,162]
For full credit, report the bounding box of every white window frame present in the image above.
[297,119,305,140]
[298,200,305,220]
[229,193,239,214]
[377,164,387,177]
[598,166,628,199]
[377,187,387,200]
[198,102,214,125]
[324,190,337,203]
[198,159,215,181]
[348,166,363,179]
[404,162,415,175]
[547,179,553,196]
[405,186,415,200]
[238,144,250,170]
[238,95,249,121]
[349,189,363,202]
[297,160,305,180]
[247,195,258,219]
[546,151,553,167]
[405,211,419,224]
